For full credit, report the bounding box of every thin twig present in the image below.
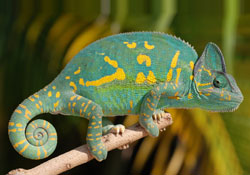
[8,114,173,175]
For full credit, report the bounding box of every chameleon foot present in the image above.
[152,109,166,122]
[89,142,107,162]
[118,144,129,150]
[110,124,125,136]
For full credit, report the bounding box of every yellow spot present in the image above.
[49,138,56,141]
[92,105,96,110]
[96,133,101,136]
[72,102,76,107]
[39,101,43,106]
[136,72,146,84]
[24,109,31,120]
[79,78,85,86]
[104,56,118,68]
[15,110,22,114]
[175,68,182,85]
[19,144,29,154]
[91,122,96,125]
[174,92,179,96]
[94,126,100,129]
[170,51,180,68]
[54,101,59,108]
[147,103,154,111]
[166,69,173,82]
[130,100,133,109]
[70,96,76,101]
[18,128,24,131]
[205,93,211,96]
[68,103,71,110]
[14,139,26,148]
[203,67,212,76]
[228,95,231,101]
[88,134,93,136]
[92,116,95,119]
[144,41,155,50]
[84,101,91,112]
[188,93,193,99]
[29,97,35,102]
[190,75,194,80]
[36,148,40,159]
[35,104,40,109]
[86,68,125,87]
[81,102,85,107]
[74,67,81,74]
[42,146,47,158]
[98,53,105,55]
[69,82,77,92]
[56,92,60,98]
[98,151,102,154]
[34,94,39,98]
[198,82,212,87]
[16,123,22,127]
[47,122,50,129]
[137,54,151,67]
[65,76,70,80]
[48,91,52,97]
[9,122,14,126]
[52,86,56,90]
[190,61,194,70]
[50,133,57,136]
[19,104,26,109]
[77,96,81,100]
[8,129,16,132]
[147,71,156,84]
[123,41,136,48]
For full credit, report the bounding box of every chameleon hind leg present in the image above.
[102,117,125,135]
[64,94,107,161]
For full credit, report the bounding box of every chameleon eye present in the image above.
[213,75,227,88]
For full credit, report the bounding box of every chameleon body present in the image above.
[8,32,243,161]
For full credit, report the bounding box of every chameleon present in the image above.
[8,32,243,161]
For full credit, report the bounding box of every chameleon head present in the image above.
[193,42,243,112]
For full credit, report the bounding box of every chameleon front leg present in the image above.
[139,83,174,137]
[64,94,107,161]
[102,117,125,135]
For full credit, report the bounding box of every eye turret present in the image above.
[213,74,227,88]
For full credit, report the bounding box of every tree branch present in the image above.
[8,114,172,175]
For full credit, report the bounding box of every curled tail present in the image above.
[8,87,59,160]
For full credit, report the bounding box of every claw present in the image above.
[118,144,130,150]
[110,124,125,135]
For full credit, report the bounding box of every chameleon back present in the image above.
[57,32,198,115]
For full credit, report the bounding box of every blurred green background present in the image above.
[0,0,250,174]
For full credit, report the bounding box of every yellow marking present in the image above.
[69,82,77,92]
[43,120,46,127]
[92,116,95,119]
[84,101,91,112]
[166,69,173,82]
[104,56,118,68]
[15,110,22,114]
[65,76,70,80]
[123,41,136,48]
[168,96,180,100]
[144,41,155,50]
[88,134,93,136]
[9,122,14,126]
[68,103,71,110]
[174,92,179,96]
[96,133,101,136]
[26,132,32,135]
[190,61,194,70]
[56,92,60,98]
[220,98,224,101]
[137,54,151,67]
[147,71,156,84]
[40,140,43,145]
[52,86,56,90]
[88,126,92,129]
[203,67,212,76]
[94,126,100,129]
[228,95,231,101]
[72,102,76,107]
[49,133,57,136]
[98,151,103,155]
[87,138,94,141]
[170,51,180,68]
[37,148,41,159]
[47,122,51,129]
[96,137,101,140]
[74,67,81,74]
[79,78,85,86]
[81,102,85,107]
[130,100,133,109]
[98,121,101,124]
[24,109,31,120]
[205,93,211,96]
[49,138,56,141]
[43,88,47,91]
[16,123,22,127]
[147,103,154,111]
[38,101,42,106]
[36,141,39,146]
[48,91,52,97]
[198,82,212,87]
[92,105,96,110]
[91,122,96,125]
[86,68,125,87]
[8,129,16,132]
[36,104,40,109]
[19,144,29,154]
[199,91,202,95]
[54,101,59,108]
[42,146,47,158]
[175,68,182,85]
[13,139,26,148]
[147,98,151,103]
[188,93,193,99]
[190,75,194,80]
[136,72,146,84]
[29,97,35,102]
[77,96,81,100]
[70,96,76,101]
[87,112,91,116]
[18,128,24,131]
[34,94,39,98]
[98,53,105,55]
[19,104,26,109]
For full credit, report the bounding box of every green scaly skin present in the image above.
[8,32,243,161]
